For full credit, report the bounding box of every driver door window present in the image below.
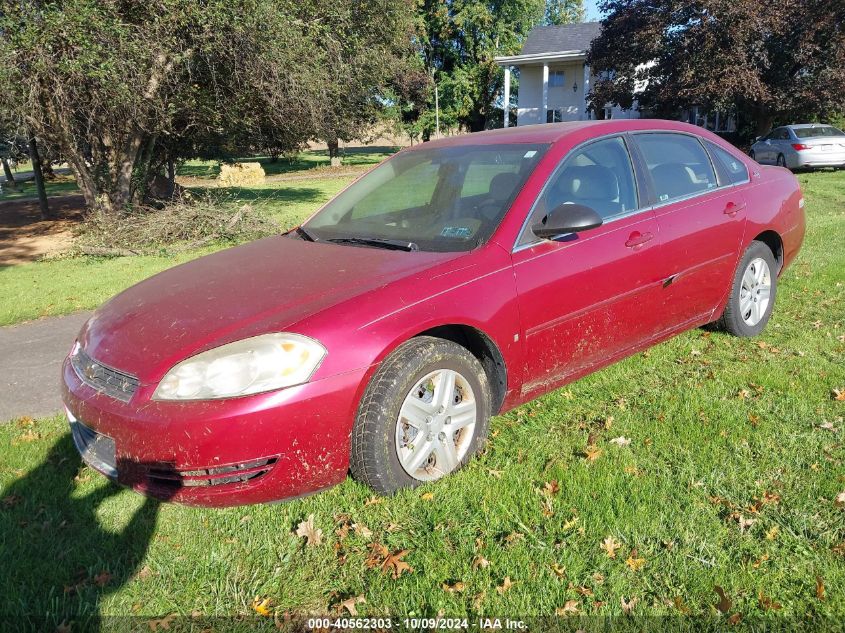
[517,136,639,247]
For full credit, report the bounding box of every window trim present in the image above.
[703,139,750,187]
[512,133,645,252]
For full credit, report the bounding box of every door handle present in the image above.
[723,201,746,217]
[625,231,654,249]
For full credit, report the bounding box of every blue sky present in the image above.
[583,0,605,21]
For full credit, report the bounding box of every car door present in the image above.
[631,132,747,327]
[510,135,666,399]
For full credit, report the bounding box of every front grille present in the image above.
[145,458,278,488]
[69,416,117,478]
[71,348,139,402]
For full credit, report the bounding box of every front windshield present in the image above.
[793,126,845,139]
[303,143,548,252]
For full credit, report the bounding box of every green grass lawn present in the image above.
[1,171,844,627]
[0,175,80,201]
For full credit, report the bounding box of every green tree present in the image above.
[0,0,319,214]
[300,0,417,164]
[587,0,845,137]
[545,0,586,25]
[418,0,549,132]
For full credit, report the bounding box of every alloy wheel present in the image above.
[395,368,477,481]
[739,257,772,326]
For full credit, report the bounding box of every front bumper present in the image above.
[61,356,368,507]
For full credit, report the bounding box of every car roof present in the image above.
[786,123,834,129]
[408,119,723,150]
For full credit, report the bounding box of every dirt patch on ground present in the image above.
[0,195,85,266]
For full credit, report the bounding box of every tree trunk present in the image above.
[27,134,51,219]
[41,159,56,180]
[327,138,341,167]
[754,114,775,139]
[1,158,17,190]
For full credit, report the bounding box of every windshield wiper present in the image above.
[293,226,316,242]
[326,237,419,252]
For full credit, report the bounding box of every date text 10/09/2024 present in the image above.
[306,618,527,630]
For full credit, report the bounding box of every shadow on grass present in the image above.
[190,185,328,206]
[177,146,399,179]
[0,433,174,628]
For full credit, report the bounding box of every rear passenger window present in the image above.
[706,142,749,185]
[636,133,718,203]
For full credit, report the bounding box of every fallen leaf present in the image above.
[562,516,579,530]
[367,544,413,579]
[592,572,605,585]
[295,514,323,547]
[609,436,631,447]
[352,523,373,539]
[738,515,756,533]
[550,563,566,578]
[504,531,524,545]
[625,554,646,572]
[835,491,845,508]
[620,596,638,615]
[487,469,504,478]
[555,600,579,615]
[816,576,825,601]
[738,389,751,400]
[583,445,603,462]
[765,526,780,541]
[833,388,845,402]
[758,591,782,611]
[714,586,732,613]
[472,555,490,570]
[135,565,153,581]
[574,585,593,597]
[337,595,365,616]
[55,621,72,633]
[728,613,742,625]
[819,421,837,431]
[752,553,770,568]
[420,492,435,501]
[442,581,465,593]
[364,496,384,506]
[543,480,560,496]
[93,571,112,587]
[673,596,691,615]
[761,491,781,505]
[147,614,177,631]
[496,576,514,594]
[252,597,273,617]
[600,536,621,559]
[473,592,485,610]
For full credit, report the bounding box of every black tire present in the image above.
[350,336,491,494]
[716,241,778,337]
[749,150,756,161]
[776,154,787,168]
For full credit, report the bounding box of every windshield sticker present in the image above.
[441,226,474,238]
[523,150,538,158]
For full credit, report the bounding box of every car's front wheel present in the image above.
[716,241,778,337]
[350,336,491,494]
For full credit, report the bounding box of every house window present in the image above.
[547,109,565,123]
[603,106,613,120]
[548,70,565,87]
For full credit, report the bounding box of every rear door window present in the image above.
[706,142,749,185]
[635,133,718,203]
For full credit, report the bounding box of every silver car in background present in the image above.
[750,124,845,170]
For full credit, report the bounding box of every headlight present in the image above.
[153,333,326,401]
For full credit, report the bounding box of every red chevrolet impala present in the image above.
[62,120,805,506]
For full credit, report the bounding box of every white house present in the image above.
[495,22,736,133]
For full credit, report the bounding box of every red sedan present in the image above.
[62,120,805,506]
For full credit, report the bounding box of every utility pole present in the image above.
[27,132,51,219]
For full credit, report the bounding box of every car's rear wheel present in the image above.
[716,241,778,337]
[776,154,787,168]
[749,150,756,161]
[350,336,491,494]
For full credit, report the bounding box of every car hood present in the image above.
[79,236,453,382]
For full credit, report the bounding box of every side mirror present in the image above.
[532,203,603,240]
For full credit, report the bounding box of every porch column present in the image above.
[582,64,590,120]
[503,66,511,128]
[542,63,549,123]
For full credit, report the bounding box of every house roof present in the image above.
[520,22,601,55]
